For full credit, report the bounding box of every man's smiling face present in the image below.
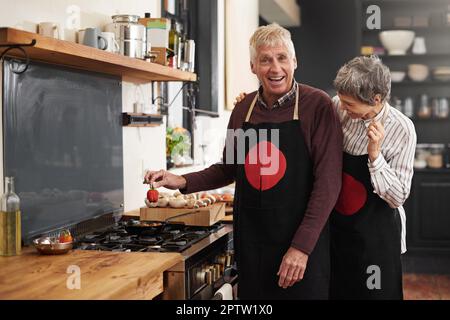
[251,44,297,104]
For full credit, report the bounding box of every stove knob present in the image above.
[196,268,206,284]
[214,264,222,278]
[217,254,226,266]
[205,269,213,285]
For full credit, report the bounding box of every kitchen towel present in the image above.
[214,283,233,300]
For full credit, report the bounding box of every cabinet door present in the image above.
[406,174,450,250]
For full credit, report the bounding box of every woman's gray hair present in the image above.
[249,23,296,62]
[333,55,391,105]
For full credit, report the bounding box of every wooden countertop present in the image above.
[0,248,182,300]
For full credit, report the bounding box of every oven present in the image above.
[162,224,238,300]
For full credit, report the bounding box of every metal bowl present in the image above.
[33,237,73,255]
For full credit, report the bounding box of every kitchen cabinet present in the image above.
[405,171,450,253]
[0,28,197,84]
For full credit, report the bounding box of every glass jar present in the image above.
[414,144,430,169]
[427,144,445,168]
[438,98,449,118]
[417,94,431,118]
[0,177,21,256]
[403,97,414,118]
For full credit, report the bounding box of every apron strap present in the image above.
[245,83,300,123]
[245,94,258,122]
[293,83,299,120]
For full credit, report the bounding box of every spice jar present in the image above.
[417,94,431,118]
[414,144,430,169]
[427,144,445,168]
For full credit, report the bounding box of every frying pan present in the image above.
[124,210,200,236]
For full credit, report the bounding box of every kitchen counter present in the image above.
[0,248,182,300]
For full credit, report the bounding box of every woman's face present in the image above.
[338,93,381,120]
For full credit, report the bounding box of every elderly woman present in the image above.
[330,56,416,299]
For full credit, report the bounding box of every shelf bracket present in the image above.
[0,39,36,74]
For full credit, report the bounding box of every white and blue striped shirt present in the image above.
[333,96,417,254]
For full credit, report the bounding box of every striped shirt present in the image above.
[332,96,417,254]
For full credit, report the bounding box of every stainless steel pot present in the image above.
[105,14,146,59]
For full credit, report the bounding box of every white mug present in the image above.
[101,32,120,53]
[38,22,60,39]
[77,29,86,44]
[412,37,426,55]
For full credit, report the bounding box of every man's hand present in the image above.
[277,247,309,289]
[144,169,187,190]
[234,92,247,105]
[367,120,385,162]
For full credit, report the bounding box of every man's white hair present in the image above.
[249,23,296,62]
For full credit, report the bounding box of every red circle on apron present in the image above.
[334,173,367,215]
[244,141,287,191]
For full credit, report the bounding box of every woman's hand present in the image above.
[234,92,247,105]
[144,169,187,190]
[367,120,385,162]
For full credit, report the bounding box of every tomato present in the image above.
[147,188,159,203]
[59,230,73,243]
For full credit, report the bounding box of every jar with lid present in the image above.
[417,94,431,118]
[414,144,430,169]
[403,97,414,118]
[105,15,147,59]
[438,98,449,118]
[427,144,445,168]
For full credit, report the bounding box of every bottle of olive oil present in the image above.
[0,177,21,256]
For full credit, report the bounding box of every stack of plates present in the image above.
[433,67,450,81]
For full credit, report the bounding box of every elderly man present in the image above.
[145,23,343,299]
[330,56,417,299]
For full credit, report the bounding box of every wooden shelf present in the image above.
[0,28,197,83]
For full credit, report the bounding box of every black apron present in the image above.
[330,106,403,300]
[233,86,330,300]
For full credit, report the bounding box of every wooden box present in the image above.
[140,202,226,226]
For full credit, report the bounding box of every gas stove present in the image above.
[73,219,236,300]
[73,220,224,253]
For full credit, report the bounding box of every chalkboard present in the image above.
[3,59,123,242]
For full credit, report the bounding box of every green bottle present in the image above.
[0,177,22,256]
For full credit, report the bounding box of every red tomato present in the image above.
[147,189,159,202]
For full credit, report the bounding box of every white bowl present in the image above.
[408,64,429,81]
[391,71,406,82]
[379,30,415,55]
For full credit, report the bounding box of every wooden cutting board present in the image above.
[140,202,226,226]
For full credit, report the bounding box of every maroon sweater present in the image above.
[181,83,343,255]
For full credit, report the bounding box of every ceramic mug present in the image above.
[83,28,107,50]
[412,37,426,55]
[38,22,60,39]
[101,32,120,53]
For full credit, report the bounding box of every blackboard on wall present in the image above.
[3,59,123,241]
